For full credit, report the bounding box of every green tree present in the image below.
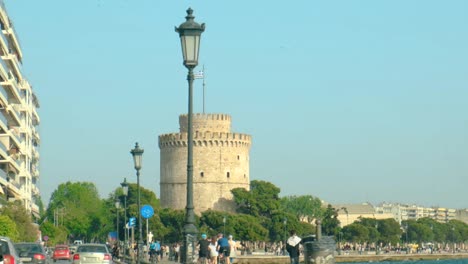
[47,182,108,242]
[199,210,268,241]
[377,218,401,244]
[342,223,369,243]
[159,208,186,243]
[0,201,37,241]
[0,215,18,239]
[231,180,280,218]
[280,195,323,223]
[322,204,340,236]
[40,221,68,246]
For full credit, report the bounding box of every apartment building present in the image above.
[376,203,461,224]
[0,1,41,217]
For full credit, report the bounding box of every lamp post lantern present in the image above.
[175,7,205,264]
[130,143,144,264]
[120,178,129,256]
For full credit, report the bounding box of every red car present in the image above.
[52,245,71,262]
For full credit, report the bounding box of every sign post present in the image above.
[141,205,154,250]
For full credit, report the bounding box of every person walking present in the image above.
[197,234,210,264]
[286,230,301,264]
[228,235,237,263]
[209,236,219,264]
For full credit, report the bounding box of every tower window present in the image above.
[227,172,230,178]
[244,174,246,178]
[237,155,240,160]
[200,172,204,177]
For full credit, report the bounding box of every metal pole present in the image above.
[146,218,149,248]
[183,67,198,263]
[123,196,127,257]
[116,207,119,248]
[137,170,143,264]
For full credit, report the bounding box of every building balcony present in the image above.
[0,76,21,104]
[1,53,22,82]
[1,27,23,63]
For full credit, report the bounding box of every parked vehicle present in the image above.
[0,237,21,264]
[52,245,71,262]
[72,244,112,264]
[69,246,77,255]
[14,243,47,264]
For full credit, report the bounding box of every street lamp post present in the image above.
[283,218,287,256]
[130,143,144,264]
[175,8,205,264]
[120,178,129,256]
[115,198,121,249]
[223,216,226,235]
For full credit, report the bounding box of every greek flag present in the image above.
[194,71,204,79]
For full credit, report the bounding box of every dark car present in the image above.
[0,236,21,264]
[14,242,47,264]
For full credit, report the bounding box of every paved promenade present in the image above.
[117,252,468,264]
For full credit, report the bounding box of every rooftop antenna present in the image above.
[194,65,206,113]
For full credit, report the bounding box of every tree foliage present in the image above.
[0,215,18,240]
[231,180,280,218]
[280,195,323,223]
[321,204,340,236]
[46,182,108,242]
[0,201,38,242]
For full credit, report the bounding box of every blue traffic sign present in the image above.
[141,205,154,219]
[129,217,136,227]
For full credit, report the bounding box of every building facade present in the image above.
[0,1,41,217]
[158,113,251,214]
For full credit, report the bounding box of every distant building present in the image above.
[375,203,461,224]
[0,1,41,217]
[455,209,468,225]
[158,113,251,214]
[334,203,393,227]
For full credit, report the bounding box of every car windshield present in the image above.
[14,244,43,253]
[56,247,68,251]
[77,246,107,253]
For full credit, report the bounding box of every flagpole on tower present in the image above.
[202,65,206,113]
[194,65,206,114]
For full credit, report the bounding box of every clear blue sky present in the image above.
[6,1,468,209]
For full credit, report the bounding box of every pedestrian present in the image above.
[286,230,301,264]
[216,233,230,264]
[173,243,180,262]
[228,235,237,263]
[197,234,210,263]
[209,236,218,264]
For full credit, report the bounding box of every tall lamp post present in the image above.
[283,218,287,255]
[175,8,205,264]
[130,143,144,264]
[120,178,129,256]
[115,198,121,248]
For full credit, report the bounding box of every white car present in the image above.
[72,244,112,264]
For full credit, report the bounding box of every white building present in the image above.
[0,1,41,217]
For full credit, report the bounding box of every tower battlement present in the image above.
[159,132,251,148]
[179,113,231,133]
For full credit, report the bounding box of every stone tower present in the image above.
[158,113,251,214]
